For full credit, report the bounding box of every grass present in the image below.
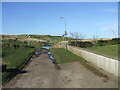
[2,47,36,83]
[50,48,109,79]
[3,47,35,69]
[85,45,118,57]
[50,48,84,63]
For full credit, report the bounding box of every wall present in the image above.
[67,45,119,77]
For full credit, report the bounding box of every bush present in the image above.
[112,38,120,44]
[97,40,107,46]
[69,41,93,48]
[77,41,93,48]
[69,38,120,48]
[96,38,120,46]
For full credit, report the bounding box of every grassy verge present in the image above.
[85,45,118,57]
[50,48,109,79]
[2,47,36,84]
[50,48,84,63]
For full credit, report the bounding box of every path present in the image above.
[3,48,118,88]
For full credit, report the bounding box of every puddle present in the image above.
[47,52,51,55]
[48,53,58,64]
[42,46,58,65]
[42,46,51,50]
[34,52,41,55]
[49,55,55,60]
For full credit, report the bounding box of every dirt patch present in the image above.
[54,64,61,70]
[59,62,118,88]
[80,60,109,80]
[3,49,118,88]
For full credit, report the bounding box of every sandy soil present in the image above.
[3,49,118,88]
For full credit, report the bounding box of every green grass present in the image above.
[2,38,45,84]
[3,47,35,69]
[50,48,109,79]
[2,47,36,83]
[50,48,84,63]
[30,35,62,42]
[85,45,118,57]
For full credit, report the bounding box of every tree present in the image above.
[69,32,85,46]
[13,44,17,49]
[70,32,85,40]
[92,34,98,46]
[111,29,117,38]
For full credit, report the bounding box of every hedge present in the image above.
[69,41,93,48]
[69,38,120,48]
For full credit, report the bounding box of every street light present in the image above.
[27,34,30,47]
[60,16,67,49]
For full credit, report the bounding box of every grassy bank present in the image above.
[2,39,43,84]
[50,48,109,79]
[2,47,36,83]
[85,45,118,57]
[50,48,84,63]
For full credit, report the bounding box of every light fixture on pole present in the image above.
[27,34,30,47]
[64,30,67,49]
[60,16,67,49]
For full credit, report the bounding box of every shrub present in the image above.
[77,41,93,48]
[69,41,93,48]
[112,38,120,44]
[69,38,120,48]
[97,40,107,46]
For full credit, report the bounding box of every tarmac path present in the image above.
[3,48,118,88]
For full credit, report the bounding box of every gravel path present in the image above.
[3,49,118,88]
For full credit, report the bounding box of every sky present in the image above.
[2,2,118,39]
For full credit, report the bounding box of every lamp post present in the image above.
[64,30,67,49]
[60,16,67,49]
[27,34,30,47]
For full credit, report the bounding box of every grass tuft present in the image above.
[50,48,84,63]
[85,45,118,57]
[2,47,35,84]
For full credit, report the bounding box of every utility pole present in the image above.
[27,34,30,47]
[64,30,67,49]
[60,16,67,50]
